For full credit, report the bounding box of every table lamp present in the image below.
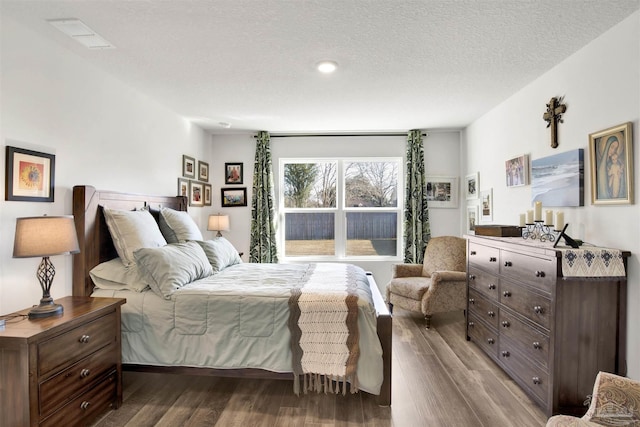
[207,214,230,237]
[13,215,80,318]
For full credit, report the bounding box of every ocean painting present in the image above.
[531,149,584,206]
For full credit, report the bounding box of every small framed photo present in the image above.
[505,154,529,187]
[225,162,243,184]
[480,189,493,223]
[589,122,633,205]
[425,176,458,208]
[221,187,247,207]
[466,205,478,234]
[198,161,209,182]
[182,155,196,179]
[189,180,204,207]
[5,146,55,202]
[177,177,189,197]
[204,184,212,206]
[465,172,479,199]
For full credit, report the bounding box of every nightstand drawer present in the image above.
[40,371,117,427]
[39,342,117,417]
[39,311,117,377]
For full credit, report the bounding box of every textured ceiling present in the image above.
[2,0,639,133]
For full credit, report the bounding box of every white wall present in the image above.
[463,12,640,379]
[209,131,462,288]
[0,16,210,314]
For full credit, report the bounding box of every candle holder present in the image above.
[522,221,558,243]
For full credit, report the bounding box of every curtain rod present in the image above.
[254,132,428,138]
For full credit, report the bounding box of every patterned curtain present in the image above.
[249,131,279,263]
[403,129,431,263]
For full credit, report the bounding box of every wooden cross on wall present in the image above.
[543,96,567,149]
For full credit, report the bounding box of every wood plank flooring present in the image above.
[91,310,548,427]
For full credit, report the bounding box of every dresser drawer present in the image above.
[467,313,498,358]
[499,339,549,406]
[468,267,499,301]
[468,289,499,329]
[39,342,117,417]
[39,311,117,377]
[499,309,549,369]
[40,371,117,427]
[500,250,555,292]
[468,242,500,275]
[500,280,552,330]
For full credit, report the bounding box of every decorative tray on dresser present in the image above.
[465,235,629,417]
[0,296,126,427]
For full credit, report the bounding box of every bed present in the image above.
[71,185,392,406]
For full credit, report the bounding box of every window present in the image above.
[280,158,402,259]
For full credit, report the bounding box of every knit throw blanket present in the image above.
[288,263,360,395]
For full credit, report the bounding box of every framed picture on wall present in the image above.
[425,176,458,208]
[189,180,204,207]
[198,161,209,182]
[204,184,212,206]
[221,187,247,207]
[225,163,243,184]
[177,177,189,197]
[589,122,633,205]
[465,172,479,199]
[466,205,478,234]
[480,188,493,222]
[505,154,529,187]
[182,155,196,179]
[5,146,55,202]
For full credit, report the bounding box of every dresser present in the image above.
[465,235,629,416]
[0,296,126,427]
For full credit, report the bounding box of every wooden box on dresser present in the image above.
[0,296,126,427]
[465,235,629,417]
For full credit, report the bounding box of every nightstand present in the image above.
[0,296,126,427]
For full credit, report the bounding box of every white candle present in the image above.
[555,211,564,230]
[545,210,553,225]
[519,213,526,227]
[534,201,542,221]
[526,210,533,224]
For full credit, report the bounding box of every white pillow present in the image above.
[90,258,149,292]
[134,241,213,299]
[103,207,167,267]
[196,237,242,273]
[159,207,203,243]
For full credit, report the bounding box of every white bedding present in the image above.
[92,262,384,394]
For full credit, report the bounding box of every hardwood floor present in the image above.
[91,310,548,427]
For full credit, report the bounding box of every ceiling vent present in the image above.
[47,18,115,49]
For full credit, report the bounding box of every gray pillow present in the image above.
[196,238,242,273]
[159,207,203,243]
[134,241,213,299]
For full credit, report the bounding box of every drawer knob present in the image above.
[504,261,513,267]
[487,338,495,345]
[487,311,495,318]
[533,305,544,314]
[469,274,476,281]
[502,291,511,297]
[501,351,510,358]
[468,321,475,327]
[79,335,91,343]
[80,368,91,378]
[488,283,496,290]
[80,401,91,410]
[535,270,546,277]
[470,251,477,255]
[469,298,475,305]
[533,341,542,350]
[532,376,541,385]
[501,321,510,328]
[489,257,497,262]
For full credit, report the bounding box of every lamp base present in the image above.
[28,301,64,319]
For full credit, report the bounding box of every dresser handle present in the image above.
[488,283,496,290]
[501,321,510,328]
[487,311,495,317]
[487,338,495,345]
[79,335,91,343]
[469,298,475,304]
[489,257,497,262]
[533,342,542,350]
[532,377,541,385]
[80,369,91,378]
[535,271,546,277]
[80,401,91,410]
[504,261,513,267]
[468,321,475,327]
[503,291,511,297]
[533,305,544,314]
[469,274,476,280]
[470,251,477,255]
[501,351,510,358]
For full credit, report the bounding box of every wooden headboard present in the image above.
[72,185,188,297]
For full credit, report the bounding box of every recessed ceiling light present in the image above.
[316,60,338,74]
[47,18,115,49]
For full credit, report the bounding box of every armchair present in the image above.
[385,236,467,328]
[546,371,640,427]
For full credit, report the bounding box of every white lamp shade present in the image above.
[13,215,80,258]
[207,214,230,232]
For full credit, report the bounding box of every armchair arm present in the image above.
[430,270,467,282]
[392,263,424,278]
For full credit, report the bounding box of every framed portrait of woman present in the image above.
[589,122,633,205]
